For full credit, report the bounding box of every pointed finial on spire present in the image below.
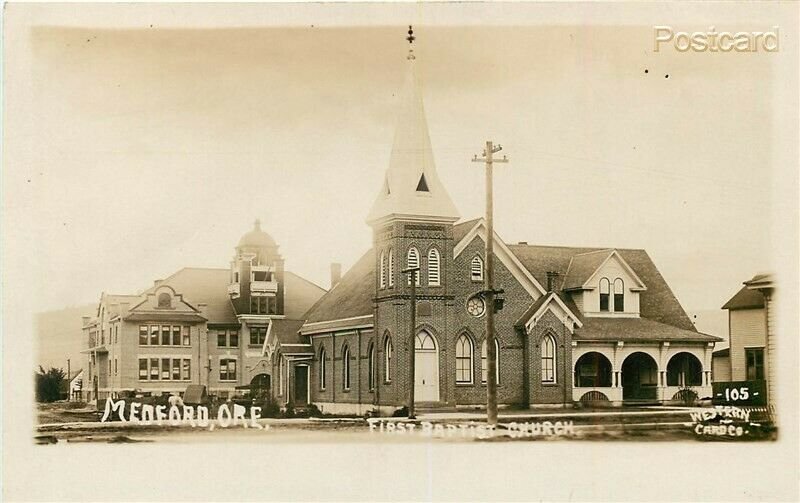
[254,218,261,230]
[406,25,416,60]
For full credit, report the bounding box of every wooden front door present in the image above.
[414,331,439,402]
[293,366,309,405]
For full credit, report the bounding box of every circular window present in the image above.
[466,295,486,317]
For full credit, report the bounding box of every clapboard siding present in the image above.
[729,308,766,381]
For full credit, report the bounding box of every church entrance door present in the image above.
[414,330,440,402]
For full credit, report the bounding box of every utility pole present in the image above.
[473,141,508,426]
[67,358,71,401]
[402,266,420,419]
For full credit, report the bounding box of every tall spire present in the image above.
[366,26,460,226]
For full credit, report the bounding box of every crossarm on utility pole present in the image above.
[472,141,509,427]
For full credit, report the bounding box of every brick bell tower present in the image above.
[228,219,285,317]
[366,28,460,407]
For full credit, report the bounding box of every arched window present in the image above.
[368,343,376,391]
[481,339,500,384]
[384,336,393,383]
[541,335,556,383]
[379,251,386,289]
[455,334,473,383]
[599,278,611,312]
[319,347,327,390]
[342,345,351,390]
[428,248,441,286]
[613,278,624,312]
[415,331,436,350]
[471,255,484,282]
[407,247,420,286]
[157,292,172,308]
[388,249,395,287]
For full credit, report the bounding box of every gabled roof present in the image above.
[573,317,721,342]
[514,291,582,330]
[722,286,765,310]
[562,250,614,290]
[562,249,647,292]
[453,218,546,298]
[142,268,238,324]
[270,319,307,346]
[452,218,481,244]
[303,249,375,325]
[507,244,695,331]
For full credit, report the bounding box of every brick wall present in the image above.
[525,309,573,404]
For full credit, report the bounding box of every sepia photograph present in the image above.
[3,2,798,501]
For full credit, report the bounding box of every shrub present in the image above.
[36,366,65,403]
[392,406,409,417]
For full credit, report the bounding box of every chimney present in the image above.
[81,316,90,327]
[546,271,560,292]
[330,263,342,289]
[197,302,207,317]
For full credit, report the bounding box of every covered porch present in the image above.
[572,342,714,405]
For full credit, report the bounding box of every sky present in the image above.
[15,24,777,317]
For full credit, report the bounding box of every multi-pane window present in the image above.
[138,358,192,381]
[250,327,267,346]
[599,278,611,312]
[114,358,118,375]
[455,334,473,383]
[384,337,393,383]
[161,325,171,346]
[342,346,351,390]
[219,358,237,381]
[139,324,192,346]
[319,348,327,390]
[150,358,159,380]
[217,329,240,348]
[541,336,556,383]
[746,348,765,380]
[428,248,441,286]
[380,251,386,289]
[471,255,484,282]
[388,249,395,287]
[613,278,624,312]
[481,339,500,384]
[406,247,420,286]
[250,296,275,315]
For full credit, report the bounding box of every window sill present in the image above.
[139,344,193,348]
[342,389,351,393]
[455,382,475,387]
[541,382,559,387]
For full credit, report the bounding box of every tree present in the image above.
[36,366,66,403]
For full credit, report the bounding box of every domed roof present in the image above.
[238,219,277,248]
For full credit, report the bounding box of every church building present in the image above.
[277,34,722,414]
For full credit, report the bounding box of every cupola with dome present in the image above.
[228,219,285,317]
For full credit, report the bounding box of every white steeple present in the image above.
[366,27,460,227]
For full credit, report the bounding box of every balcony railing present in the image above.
[227,283,241,297]
[251,280,278,294]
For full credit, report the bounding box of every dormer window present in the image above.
[157,293,172,309]
[613,278,625,312]
[599,278,610,312]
